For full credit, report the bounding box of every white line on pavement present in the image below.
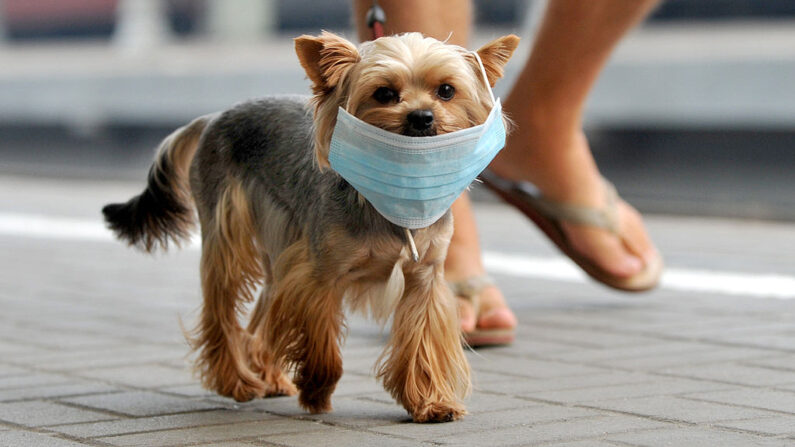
[3,212,794,299]
[483,252,795,300]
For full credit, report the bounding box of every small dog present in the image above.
[103,31,518,422]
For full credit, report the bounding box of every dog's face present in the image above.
[295,32,519,167]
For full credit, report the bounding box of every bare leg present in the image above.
[446,195,516,333]
[353,0,471,44]
[352,0,516,335]
[490,0,661,278]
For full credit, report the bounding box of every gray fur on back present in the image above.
[190,95,415,258]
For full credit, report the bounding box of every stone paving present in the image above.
[1,174,794,446]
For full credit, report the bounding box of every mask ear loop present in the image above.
[471,51,496,106]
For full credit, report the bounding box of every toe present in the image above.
[477,307,517,330]
[564,222,643,279]
[618,201,659,265]
[457,297,477,333]
[474,285,516,330]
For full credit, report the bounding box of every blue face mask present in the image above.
[328,52,505,230]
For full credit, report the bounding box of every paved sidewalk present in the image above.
[1,174,794,446]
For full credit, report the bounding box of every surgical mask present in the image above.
[328,52,505,232]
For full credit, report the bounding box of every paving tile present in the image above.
[363,390,537,415]
[61,390,219,417]
[588,395,778,424]
[0,400,113,427]
[212,394,302,414]
[516,326,664,350]
[433,415,669,446]
[664,363,795,387]
[775,383,795,393]
[607,426,786,446]
[547,341,722,365]
[261,426,419,447]
[542,442,624,447]
[744,356,795,372]
[330,372,385,397]
[253,396,409,429]
[468,354,608,380]
[51,409,277,438]
[0,381,119,402]
[465,392,540,414]
[370,405,600,441]
[706,333,795,352]
[481,339,584,357]
[96,418,322,446]
[192,442,259,447]
[715,416,795,436]
[9,346,183,371]
[477,371,656,395]
[0,372,72,390]
[684,388,795,414]
[594,347,774,372]
[520,378,731,404]
[0,430,91,447]
[157,383,217,398]
[73,363,195,388]
[0,365,28,378]
[470,369,520,385]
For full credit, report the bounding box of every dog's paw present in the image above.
[263,372,298,397]
[410,401,466,423]
[223,376,268,403]
[298,389,334,414]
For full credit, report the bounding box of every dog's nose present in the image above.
[407,109,434,131]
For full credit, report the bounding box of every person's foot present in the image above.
[489,113,659,280]
[444,235,516,338]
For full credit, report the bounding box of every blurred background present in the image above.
[0,0,793,221]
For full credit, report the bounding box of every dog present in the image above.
[102,31,518,422]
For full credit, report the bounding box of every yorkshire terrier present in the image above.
[103,31,518,422]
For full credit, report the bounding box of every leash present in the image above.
[366,0,386,39]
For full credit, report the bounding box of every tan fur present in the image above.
[473,35,520,88]
[190,179,293,401]
[262,237,343,413]
[185,32,517,421]
[376,222,471,422]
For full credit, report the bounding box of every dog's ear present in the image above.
[473,35,520,87]
[295,31,360,94]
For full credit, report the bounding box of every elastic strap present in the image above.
[471,51,495,105]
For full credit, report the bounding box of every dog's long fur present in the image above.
[103,32,518,422]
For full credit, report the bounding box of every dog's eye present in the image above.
[437,84,455,101]
[373,87,398,104]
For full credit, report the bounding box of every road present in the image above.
[0,173,794,446]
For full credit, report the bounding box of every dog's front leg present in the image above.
[378,261,471,422]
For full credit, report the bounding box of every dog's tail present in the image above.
[102,115,212,252]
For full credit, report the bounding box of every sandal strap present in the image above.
[515,178,620,234]
[448,275,495,316]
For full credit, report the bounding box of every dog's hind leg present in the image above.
[190,180,268,402]
[247,279,298,397]
[266,240,345,414]
[377,245,471,423]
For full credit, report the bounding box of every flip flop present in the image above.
[449,275,516,347]
[479,169,663,292]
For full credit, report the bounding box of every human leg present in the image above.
[489,0,662,280]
